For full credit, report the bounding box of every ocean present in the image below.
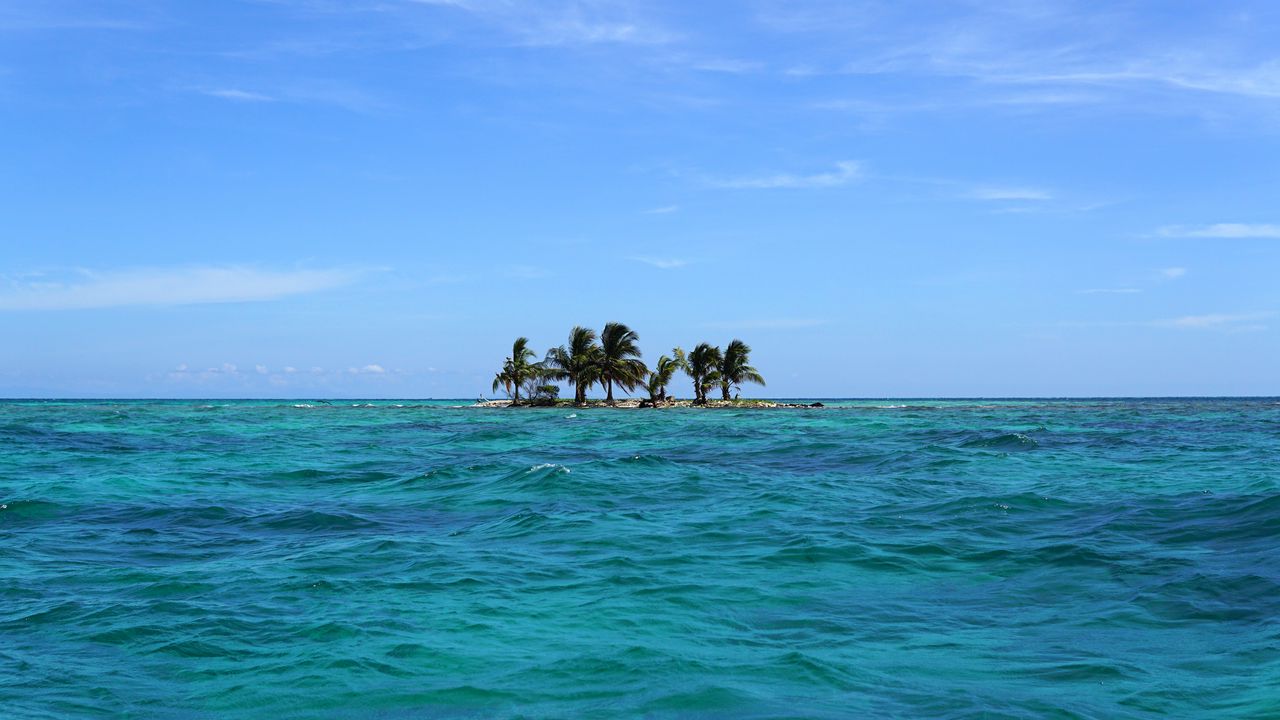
[2,399,1278,718]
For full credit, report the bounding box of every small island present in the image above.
[483,322,818,408]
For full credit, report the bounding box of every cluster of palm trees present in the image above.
[490,322,765,406]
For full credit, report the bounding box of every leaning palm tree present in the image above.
[686,343,722,404]
[645,352,683,403]
[492,359,514,399]
[491,337,538,404]
[598,322,648,404]
[718,339,766,400]
[544,326,602,405]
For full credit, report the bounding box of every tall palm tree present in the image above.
[598,322,648,404]
[544,326,601,405]
[491,337,538,404]
[687,343,722,404]
[718,339,766,400]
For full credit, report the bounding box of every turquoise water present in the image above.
[2,399,1278,718]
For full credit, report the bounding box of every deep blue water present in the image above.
[2,398,1279,718]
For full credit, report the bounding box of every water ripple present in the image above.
[1,398,1278,718]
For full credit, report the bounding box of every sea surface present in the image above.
[2,398,1278,719]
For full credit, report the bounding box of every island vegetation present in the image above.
[488,322,771,408]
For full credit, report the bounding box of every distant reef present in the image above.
[473,399,824,409]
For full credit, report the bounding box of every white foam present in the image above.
[529,463,570,474]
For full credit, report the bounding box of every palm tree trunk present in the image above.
[721,382,731,401]
[606,376,614,404]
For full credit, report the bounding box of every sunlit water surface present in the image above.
[2,399,1278,718]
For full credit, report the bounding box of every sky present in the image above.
[2,0,1279,398]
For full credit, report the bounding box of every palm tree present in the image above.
[598,322,648,404]
[492,359,514,399]
[544,326,601,405]
[687,343,722,404]
[645,351,683,403]
[491,337,538,404]
[718,339,766,400]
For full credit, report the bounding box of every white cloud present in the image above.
[0,6,151,31]
[967,186,1052,201]
[693,58,763,74]
[1160,267,1187,279]
[406,0,674,47]
[629,256,688,269]
[0,265,367,310]
[347,364,387,375]
[193,81,386,113]
[1079,288,1141,294]
[162,361,404,387]
[1157,223,1280,239]
[503,265,547,279]
[706,161,860,189]
[202,88,275,102]
[1154,312,1272,330]
[765,3,1280,118]
[705,318,826,330]
[643,205,679,214]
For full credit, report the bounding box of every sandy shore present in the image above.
[472,399,824,409]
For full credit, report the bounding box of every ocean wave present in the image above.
[4,398,1280,718]
[249,508,383,533]
[528,462,571,474]
[961,432,1039,450]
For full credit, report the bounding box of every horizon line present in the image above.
[2,395,1277,402]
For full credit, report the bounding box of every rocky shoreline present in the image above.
[473,399,824,409]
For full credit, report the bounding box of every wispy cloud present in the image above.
[705,318,826,330]
[629,256,688,269]
[1153,312,1272,331]
[192,80,386,112]
[1079,288,1141,295]
[643,205,679,214]
[1157,223,1280,239]
[1159,267,1187,279]
[763,2,1280,117]
[0,5,153,31]
[967,186,1052,201]
[1065,310,1272,332]
[0,266,368,311]
[406,0,675,47]
[201,88,275,102]
[503,265,547,279]
[692,58,764,74]
[165,360,400,386]
[705,161,860,190]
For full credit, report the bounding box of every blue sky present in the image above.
[2,0,1279,398]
